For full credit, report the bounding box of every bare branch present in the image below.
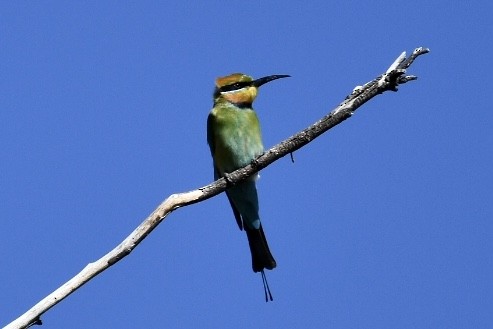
[4,47,429,329]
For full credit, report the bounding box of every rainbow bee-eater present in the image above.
[207,73,290,301]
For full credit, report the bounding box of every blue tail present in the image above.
[226,180,276,272]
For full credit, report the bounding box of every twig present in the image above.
[4,47,429,329]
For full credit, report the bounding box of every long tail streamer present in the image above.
[261,270,273,302]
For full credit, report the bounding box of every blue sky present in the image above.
[1,2,492,328]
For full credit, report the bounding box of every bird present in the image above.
[207,73,290,301]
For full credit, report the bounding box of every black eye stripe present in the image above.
[220,81,251,92]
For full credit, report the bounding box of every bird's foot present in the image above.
[250,154,263,169]
[223,172,234,186]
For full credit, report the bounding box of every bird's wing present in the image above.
[226,193,244,231]
[206,111,216,157]
[207,111,244,231]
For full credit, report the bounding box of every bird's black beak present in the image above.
[252,75,291,87]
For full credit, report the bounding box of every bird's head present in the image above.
[213,73,290,107]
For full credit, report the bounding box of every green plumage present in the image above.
[207,73,289,296]
[208,102,263,181]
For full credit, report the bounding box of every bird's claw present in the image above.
[250,153,264,168]
[223,172,234,185]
